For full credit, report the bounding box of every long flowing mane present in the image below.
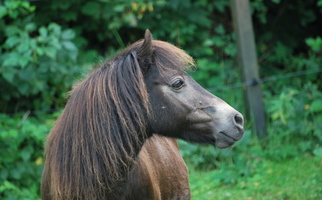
[43,32,194,199]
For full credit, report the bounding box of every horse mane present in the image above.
[43,30,194,199]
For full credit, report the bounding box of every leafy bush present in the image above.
[0,1,83,112]
[264,83,322,160]
[0,113,57,199]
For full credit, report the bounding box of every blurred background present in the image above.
[0,0,321,199]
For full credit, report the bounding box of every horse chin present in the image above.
[214,131,241,149]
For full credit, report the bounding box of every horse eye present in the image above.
[171,79,185,90]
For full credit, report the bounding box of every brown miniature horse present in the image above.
[41,30,244,200]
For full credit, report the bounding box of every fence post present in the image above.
[230,0,268,145]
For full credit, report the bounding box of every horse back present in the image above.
[125,135,190,200]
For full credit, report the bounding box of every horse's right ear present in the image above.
[137,29,153,73]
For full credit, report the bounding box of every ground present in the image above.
[189,155,322,200]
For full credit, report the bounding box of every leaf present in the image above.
[17,41,30,53]
[310,100,322,113]
[61,11,77,21]
[113,4,125,12]
[0,181,17,192]
[0,5,7,18]
[18,83,29,95]
[5,25,20,35]
[48,23,61,35]
[19,68,33,81]
[36,46,44,55]
[0,169,8,180]
[215,25,225,35]
[18,56,30,68]
[3,52,20,67]
[39,26,48,37]
[62,29,75,40]
[305,37,322,52]
[45,46,57,59]
[212,36,225,47]
[275,42,290,61]
[169,0,181,9]
[318,0,322,6]
[186,8,212,27]
[21,147,33,162]
[62,41,77,51]
[10,168,21,179]
[81,2,100,16]
[313,148,322,158]
[224,43,237,57]
[25,23,36,32]
[4,36,20,48]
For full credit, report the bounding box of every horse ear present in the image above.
[137,29,153,73]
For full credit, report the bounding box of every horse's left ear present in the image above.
[137,29,153,73]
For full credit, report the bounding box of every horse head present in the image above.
[137,30,244,148]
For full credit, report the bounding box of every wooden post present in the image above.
[230,0,268,144]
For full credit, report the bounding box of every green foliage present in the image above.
[31,0,158,53]
[30,0,233,58]
[0,0,83,112]
[306,37,322,52]
[0,113,57,199]
[264,83,322,160]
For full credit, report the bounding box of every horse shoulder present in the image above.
[125,135,190,200]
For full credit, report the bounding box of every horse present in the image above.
[41,30,244,200]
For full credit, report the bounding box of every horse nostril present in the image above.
[234,114,244,127]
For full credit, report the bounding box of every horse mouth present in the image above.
[215,131,241,149]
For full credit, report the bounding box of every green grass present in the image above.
[189,156,322,200]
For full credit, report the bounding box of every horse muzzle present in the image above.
[202,106,244,148]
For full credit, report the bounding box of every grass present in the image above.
[189,155,322,200]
